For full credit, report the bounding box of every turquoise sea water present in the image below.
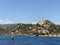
[0,36,60,45]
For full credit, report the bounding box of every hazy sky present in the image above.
[0,0,60,24]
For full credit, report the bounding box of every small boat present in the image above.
[11,37,14,40]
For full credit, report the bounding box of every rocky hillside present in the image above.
[0,19,60,36]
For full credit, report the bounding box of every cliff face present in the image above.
[0,19,60,36]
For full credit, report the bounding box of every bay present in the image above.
[0,36,60,45]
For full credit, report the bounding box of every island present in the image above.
[0,19,60,37]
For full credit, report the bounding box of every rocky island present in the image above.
[0,19,60,37]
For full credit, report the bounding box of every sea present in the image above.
[0,36,60,45]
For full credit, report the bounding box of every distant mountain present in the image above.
[0,24,15,28]
[0,24,8,27]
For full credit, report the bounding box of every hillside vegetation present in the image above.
[0,19,60,36]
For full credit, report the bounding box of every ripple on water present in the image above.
[0,36,60,45]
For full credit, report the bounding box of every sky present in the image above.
[0,0,60,24]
